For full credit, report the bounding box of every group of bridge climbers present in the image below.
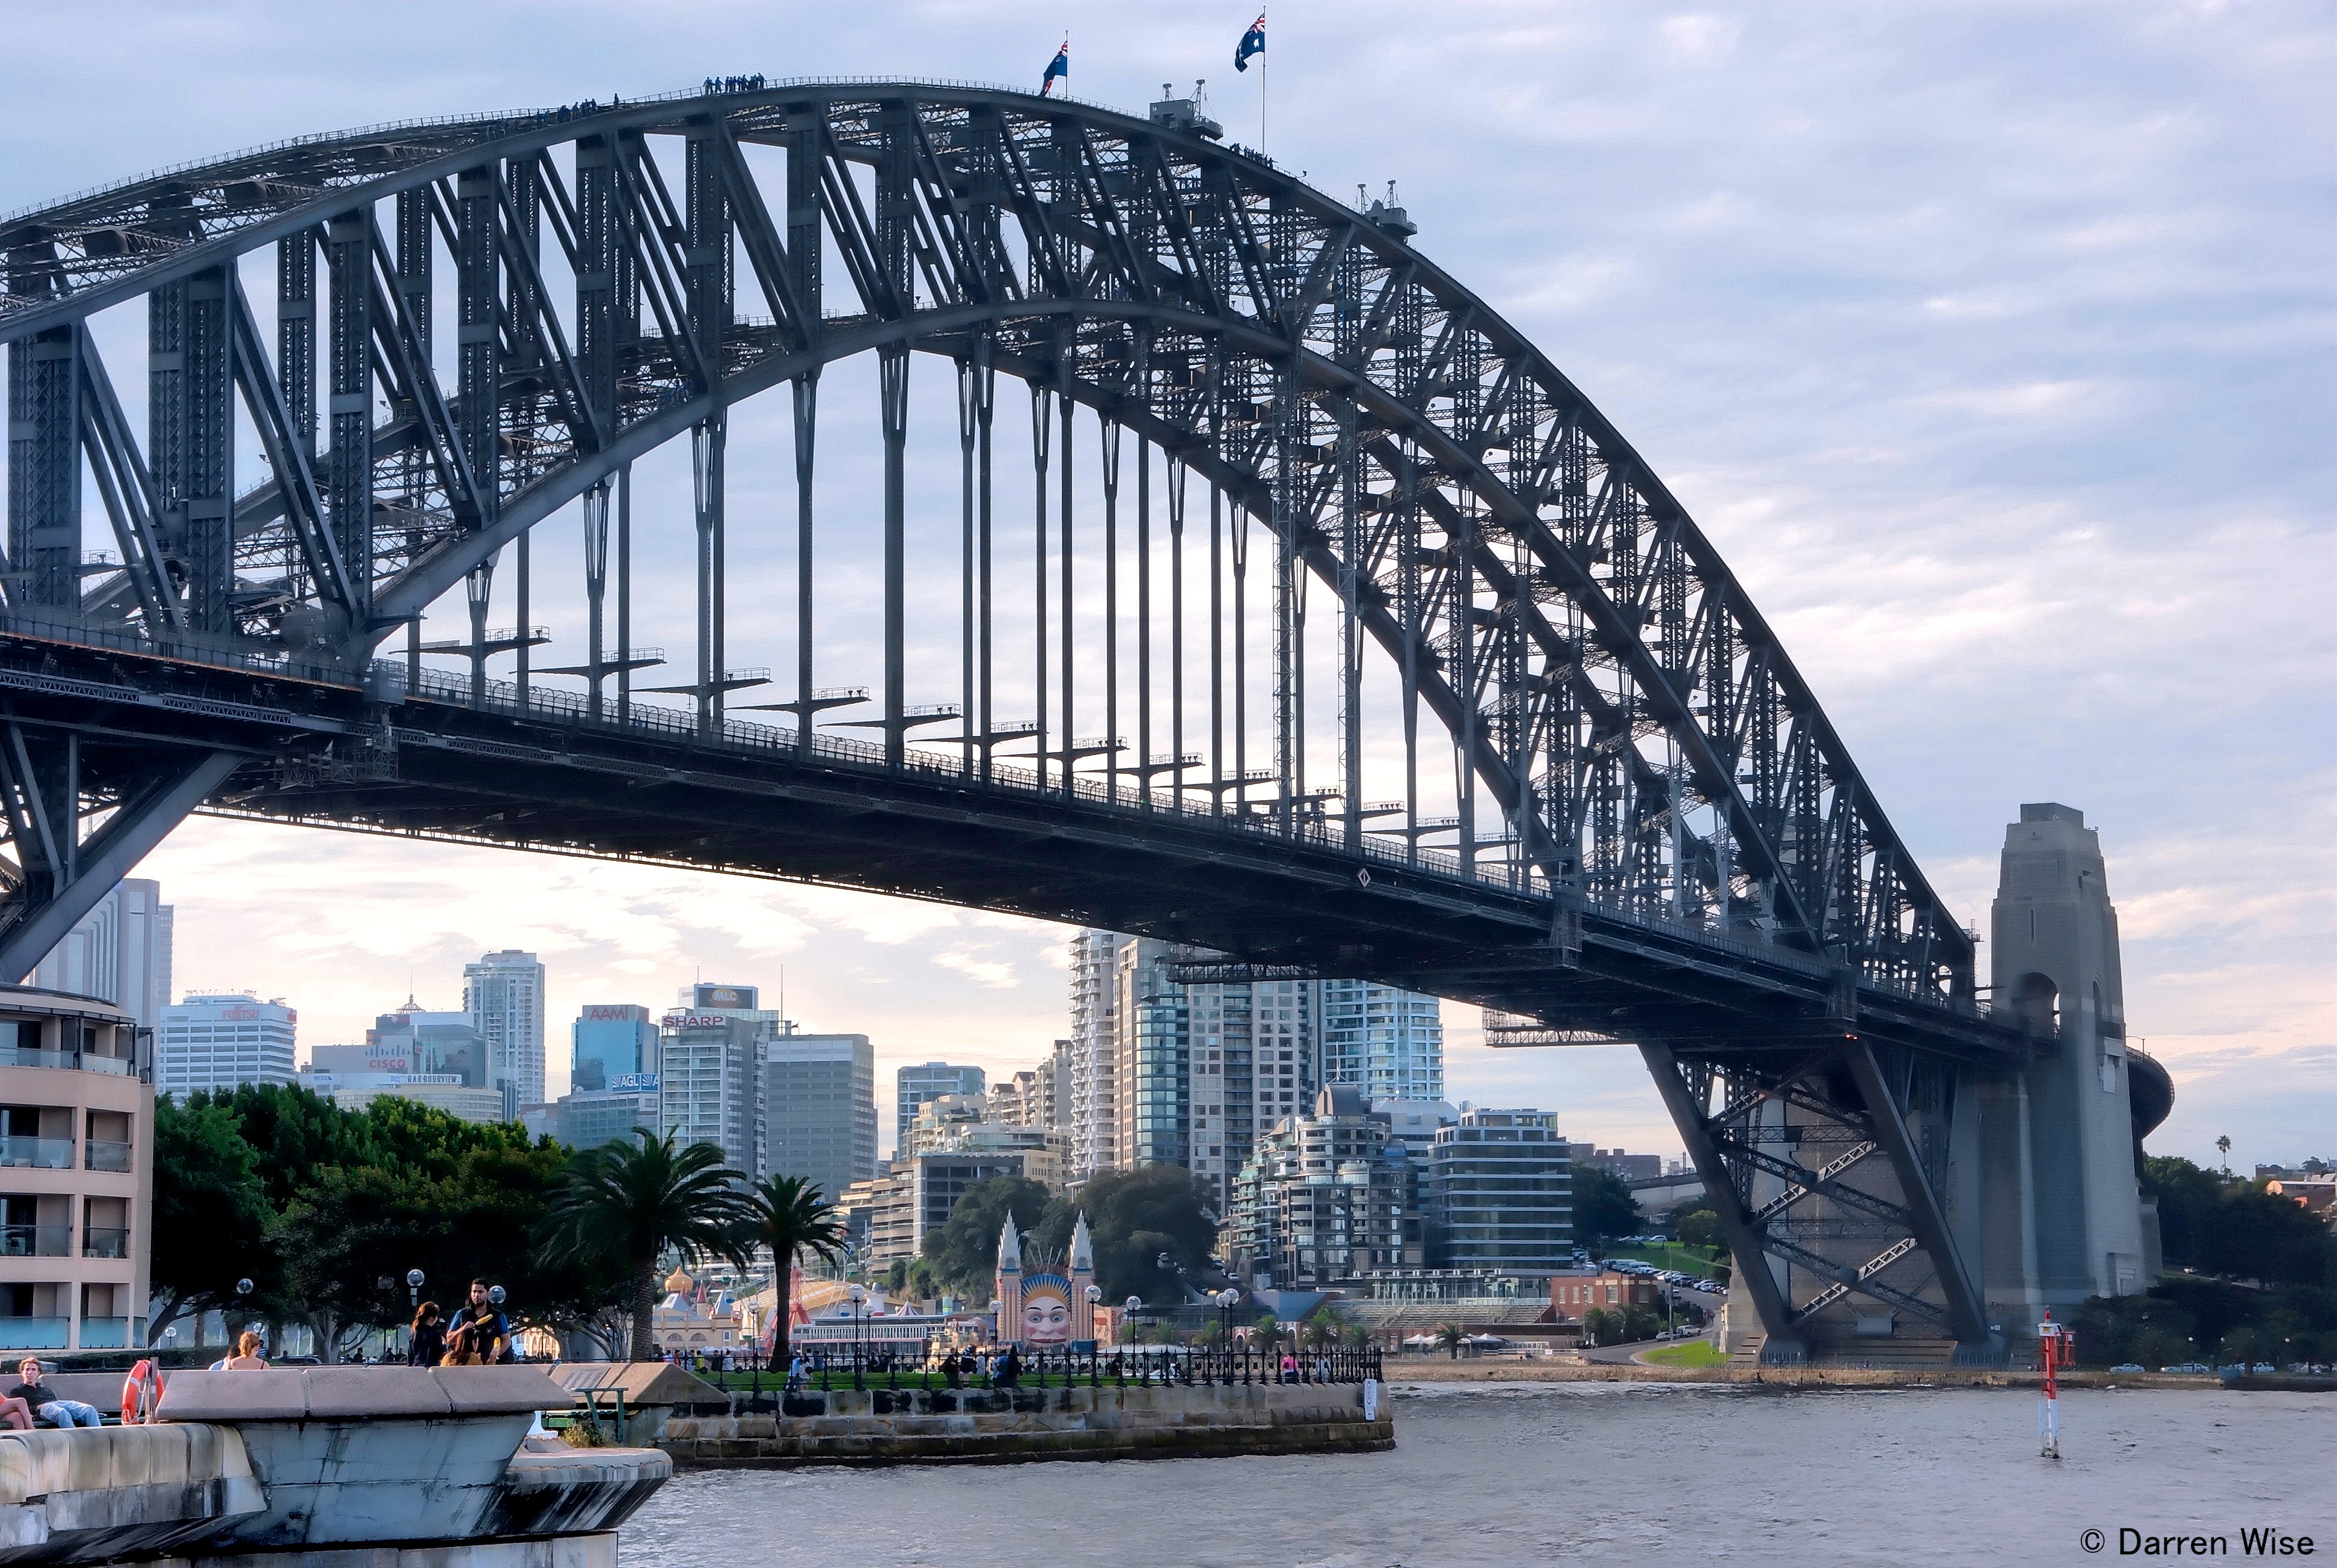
[706,75,767,94]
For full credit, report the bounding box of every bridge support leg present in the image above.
[0,737,240,981]
[1641,1041,1804,1362]
[1839,1039,1998,1361]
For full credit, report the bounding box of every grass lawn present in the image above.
[1641,1338,1729,1368]
[1605,1242,1726,1279]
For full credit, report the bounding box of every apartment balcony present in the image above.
[77,1316,129,1349]
[84,1139,132,1172]
[0,1224,72,1257]
[0,1317,67,1349]
[0,1135,74,1169]
[82,1227,130,1259]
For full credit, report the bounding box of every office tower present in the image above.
[357,1002,491,1083]
[1067,930,1119,1182]
[464,950,545,1121]
[571,1003,657,1092]
[303,1001,503,1122]
[895,1062,986,1152]
[762,1030,878,1199]
[658,984,764,1176]
[1427,1108,1574,1272]
[158,992,296,1097]
[30,877,171,1029]
[1322,979,1444,1103]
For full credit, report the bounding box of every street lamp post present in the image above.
[847,1284,868,1391]
[1083,1285,1102,1385]
[1124,1296,1144,1382]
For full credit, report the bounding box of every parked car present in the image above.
[2109,1362,2146,1373]
[2164,1362,2210,1374]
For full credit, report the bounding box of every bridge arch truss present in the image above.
[1,80,2021,1360]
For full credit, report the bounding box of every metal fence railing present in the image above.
[693,1343,1385,1404]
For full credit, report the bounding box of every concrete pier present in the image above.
[656,1381,1394,1466]
[0,1368,667,1568]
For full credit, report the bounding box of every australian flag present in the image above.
[1041,38,1069,96]
[1236,13,1266,72]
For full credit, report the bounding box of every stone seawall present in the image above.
[658,1383,1394,1466]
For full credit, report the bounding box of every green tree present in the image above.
[740,1175,845,1368]
[1434,1321,1466,1359]
[1301,1306,1346,1350]
[536,1133,752,1360]
[1572,1167,1642,1252]
[149,1096,276,1349]
[1052,1165,1219,1302]
[2216,1135,2232,1174]
[1676,1207,1722,1253]
[1581,1307,1613,1347]
[920,1174,1055,1299]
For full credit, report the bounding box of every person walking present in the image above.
[9,1359,102,1425]
[407,1302,446,1367]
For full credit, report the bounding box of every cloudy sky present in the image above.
[3,1,2329,1167]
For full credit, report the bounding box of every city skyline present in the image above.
[13,0,2327,1171]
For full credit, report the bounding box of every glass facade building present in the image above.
[571,1003,657,1093]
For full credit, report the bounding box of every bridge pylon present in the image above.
[1679,803,2163,1367]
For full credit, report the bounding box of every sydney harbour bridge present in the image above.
[0,79,2168,1362]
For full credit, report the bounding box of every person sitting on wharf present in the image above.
[443,1279,509,1365]
[221,1332,269,1369]
[0,1388,31,1431]
[408,1301,446,1367]
[10,1359,102,1426]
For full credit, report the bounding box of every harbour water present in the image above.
[617,1380,2334,1566]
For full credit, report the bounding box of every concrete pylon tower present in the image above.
[1987,803,2148,1306]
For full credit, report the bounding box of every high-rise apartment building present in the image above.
[1112,938,1188,1175]
[464,950,545,1121]
[158,992,296,1098]
[31,878,171,1030]
[571,1003,657,1092]
[658,984,765,1176]
[987,1040,1071,1133]
[1427,1108,1573,1273]
[762,1030,878,1199]
[1067,930,1119,1182]
[1070,933,1442,1211]
[1223,1086,1426,1289]
[1322,979,1444,1102]
[894,1062,985,1153]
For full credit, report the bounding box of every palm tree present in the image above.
[1435,1321,1466,1360]
[2216,1135,2232,1174]
[739,1174,845,1370]
[538,1132,752,1361]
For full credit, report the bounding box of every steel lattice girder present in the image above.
[0,83,1979,1013]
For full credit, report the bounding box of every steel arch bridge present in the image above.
[2,79,2053,1361]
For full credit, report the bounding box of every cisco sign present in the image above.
[610,1073,661,1092]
